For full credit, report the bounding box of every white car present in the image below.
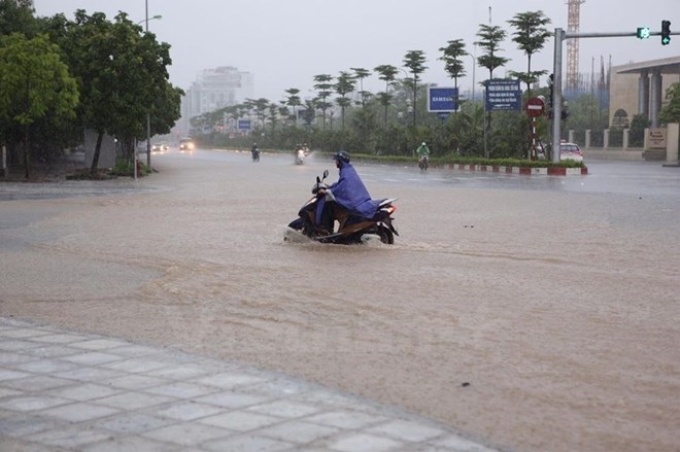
[179,138,195,152]
[151,142,169,153]
[559,142,584,163]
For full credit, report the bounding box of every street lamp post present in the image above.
[397,69,415,150]
[141,2,162,171]
[145,0,151,170]
[398,68,417,129]
[470,45,477,103]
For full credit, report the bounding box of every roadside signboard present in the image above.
[237,120,251,131]
[428,87,458,112]
[648,128,667,149]
[525,97,545,117]
[485,79,521,111]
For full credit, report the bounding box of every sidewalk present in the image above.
[0,317,500,452]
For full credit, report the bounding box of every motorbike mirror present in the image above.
[323,170,329,179]
[316,176,320,183]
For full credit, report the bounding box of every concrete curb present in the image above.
[433,163,588,176]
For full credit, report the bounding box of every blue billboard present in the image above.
[237,119,251,131]
[427,87,459,112]
[484,79,521,111]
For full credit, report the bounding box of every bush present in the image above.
[327,152,586,168]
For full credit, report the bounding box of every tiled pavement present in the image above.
[0,317,501,452]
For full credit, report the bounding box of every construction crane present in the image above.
[566,0,585,91]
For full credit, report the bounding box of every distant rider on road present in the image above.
[416,141,430,160]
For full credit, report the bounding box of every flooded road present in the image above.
[1,150,679,451]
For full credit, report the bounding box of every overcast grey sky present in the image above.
[33,0,679,101]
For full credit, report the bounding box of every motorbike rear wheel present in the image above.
[376,225,394,244]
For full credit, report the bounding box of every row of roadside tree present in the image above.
[0,0,182,178]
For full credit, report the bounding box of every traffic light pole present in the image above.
[550,27,680,163]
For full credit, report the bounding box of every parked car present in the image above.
[179,138,195,152]
[559,142,584,162]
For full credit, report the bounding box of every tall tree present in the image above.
[0,33,78,178]
[300,98,317,129]
[62,10,179,173]
[439,39,467,92]
[475,24,509,158]
[284,88,301,126]
[474,24,509,80]
[267,102,278,134]
[374,64,399,129]
[350,67,371,107]
[334,71,356,131]
[250,98,270,129]
[507,11,552,95]
[0,0,36,37]
[313,74,334,129]
[403,50,427,128]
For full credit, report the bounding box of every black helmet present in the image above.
[333,151,350,165]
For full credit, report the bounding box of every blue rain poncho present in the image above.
[315,163,381,226]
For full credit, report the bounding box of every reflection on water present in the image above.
[1,151,679,452]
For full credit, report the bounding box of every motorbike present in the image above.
[295,149,305,165]
[287,170,399,245]
[418,155,429,170]
[251,147,260,162]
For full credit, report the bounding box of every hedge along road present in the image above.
[1,149,679,452]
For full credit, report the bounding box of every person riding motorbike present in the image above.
[251,142,260,161]
[315,151,380,235]
[416,141,430,168]
[295,144,305,165]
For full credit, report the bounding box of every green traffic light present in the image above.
[637,27,651,39]
[661,20,671,45]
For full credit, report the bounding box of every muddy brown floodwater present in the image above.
[1,151,679,452]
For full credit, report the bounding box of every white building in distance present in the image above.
[175,66,254,137]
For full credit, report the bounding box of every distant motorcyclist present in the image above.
[315,151,380,234]
[416,141,430,170]
[251,142,260,161]
[295,144,305,165]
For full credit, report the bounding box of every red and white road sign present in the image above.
[525,97,545,117]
